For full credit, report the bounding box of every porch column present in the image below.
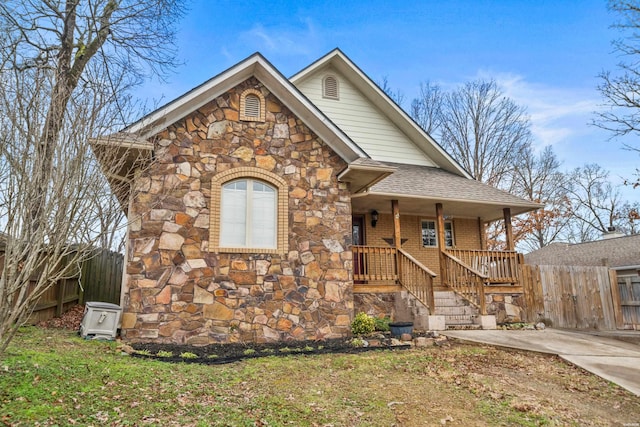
[436,203,447,285]
[478,218,487,250]
[392,200,402,248]
[392,200,403,282]
[503,208,514,251]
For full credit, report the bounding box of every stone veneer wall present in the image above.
[121,78,354,345]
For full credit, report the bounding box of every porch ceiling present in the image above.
[352,193,536,223]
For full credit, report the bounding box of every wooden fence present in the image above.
[618,275,640,329]
[521,264,620,330]
[28,249,124,323]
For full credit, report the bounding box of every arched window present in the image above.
[323,75,339,100]
[220,179,276,248]
[210,167,288,254]
[239,89,266,122]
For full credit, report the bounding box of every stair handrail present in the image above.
[442,251,488,315]
[397,248,436,312]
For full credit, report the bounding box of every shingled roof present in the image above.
[525,234,640,269]
[363,163,541,220]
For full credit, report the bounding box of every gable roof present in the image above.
[525,234,640,269]
[290,48,472,179]
[125,52,368,163]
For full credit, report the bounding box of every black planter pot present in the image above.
[389,322,413,338]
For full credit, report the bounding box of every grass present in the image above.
[1,326,638,426]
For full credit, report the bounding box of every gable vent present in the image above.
[323,75,339,100]
[244,94,260,117]
[239,89,265,122]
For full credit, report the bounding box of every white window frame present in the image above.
[220,179,277,249]
[421,219,454,248]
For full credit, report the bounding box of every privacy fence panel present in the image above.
[618,275,640,329]
[521,265,619,330]
[81,249,124,304]
[29,249,124,323]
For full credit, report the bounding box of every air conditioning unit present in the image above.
[79,301,122,340]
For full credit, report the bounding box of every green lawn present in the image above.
[1,327,638,426]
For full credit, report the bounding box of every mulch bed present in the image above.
[129,338,413,365]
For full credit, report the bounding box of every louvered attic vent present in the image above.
[323,75,339,100]
[244,95,260,117]
[240,89,265,122]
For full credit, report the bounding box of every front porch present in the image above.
[351,199,528,328]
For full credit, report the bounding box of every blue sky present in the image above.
[137,0,638,202]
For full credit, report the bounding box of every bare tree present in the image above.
[510,146,572,251]
[0,0,186,353]
[594,1,640,187]
[377,75,405,107]
[595,1,640,141]
[410,81,444,135]
[563,164,631,242]
[437,80,532,187]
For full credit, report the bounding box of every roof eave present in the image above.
[125,53,367,164]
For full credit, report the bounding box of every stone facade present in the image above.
[122,78,353,345]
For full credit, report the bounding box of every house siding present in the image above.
[295,66,437,167]
[121,77,354,345]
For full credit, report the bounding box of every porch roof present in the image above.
[351,163,542,222]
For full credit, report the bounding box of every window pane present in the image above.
[251,181,276,247]
[421,221,436,247]
[221,181,247,246]
[445,222,454,247]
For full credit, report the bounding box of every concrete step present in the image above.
[446,324,481,331]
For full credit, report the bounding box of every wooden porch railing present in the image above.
[397,249,436,311]
[446,249,520,285]
[352,245,435,311]
[352,245,397,282]
[442,252,487,315]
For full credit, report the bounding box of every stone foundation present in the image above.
[354,293,396,319]
[486,293,526,324]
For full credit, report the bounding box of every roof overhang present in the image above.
[89,133,154,212]
[338,159,396,193]
[351,191,542,222]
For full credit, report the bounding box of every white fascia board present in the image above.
[125,53,365,163]
[126,57,259,138]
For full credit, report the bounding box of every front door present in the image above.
[352,215,365,246]
[352,215,365,282]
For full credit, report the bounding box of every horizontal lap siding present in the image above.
[296,68,436,166]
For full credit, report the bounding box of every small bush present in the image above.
[350,337,365,347]
[374,316,391,332]
[351,312,375,336]
[156,350,173,358]
[180,352,198,359]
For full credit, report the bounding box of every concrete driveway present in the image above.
[443,329,640,397]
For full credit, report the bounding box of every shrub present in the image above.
[351,312,375,336]
[179,352,198,359]
[374,316,391,332]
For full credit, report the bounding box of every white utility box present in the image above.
[80,301,122,340]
